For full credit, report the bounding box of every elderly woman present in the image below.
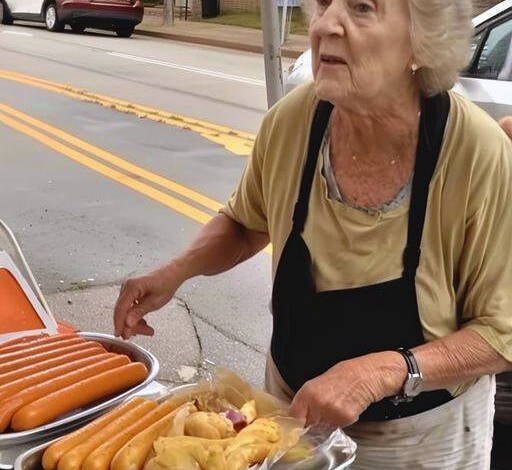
[114,0,512,468]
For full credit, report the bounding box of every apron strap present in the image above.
[290,93,450,279]
[292,100,334,233]
[403,93,451,277]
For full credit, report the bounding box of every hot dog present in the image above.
[0,338,86,364]
[0,346,105,386]
[0,352,116,402]
[0,333,79,355]
[11,362,148,431]
[0,355,131,432]
[82,400,181,470]
[111,403,197,470]
[42,396,146,470]
[0,341,105,375]
[57,400,157,470]
[0,333,47,349]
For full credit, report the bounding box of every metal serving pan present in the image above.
[13,382,355,470]
[12,380,356,470]
[14,437,355,470]
[2,382,169,469]
[0,332,159,449]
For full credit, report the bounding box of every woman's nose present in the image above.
[312,3,346,38]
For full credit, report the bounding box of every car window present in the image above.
[475,16,512,80]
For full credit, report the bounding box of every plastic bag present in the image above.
[268,427,357,470]
[146,368,356,470]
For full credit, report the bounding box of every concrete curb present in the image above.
[134,28,304,59]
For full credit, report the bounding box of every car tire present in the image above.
[45,3,63,32]
[70,23,85,33]
[115,25,134,38]
[0,1,14,25]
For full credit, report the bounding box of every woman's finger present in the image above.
[121,325,134,340]
[125,295,157,328]
[289,392,309,419]
[306,407,322,427]
[120,317,154,339]
[133,319,155,337]
[113,281,140,337]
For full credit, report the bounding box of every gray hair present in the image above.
[302,0,474,95]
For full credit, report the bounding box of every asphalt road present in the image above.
[0,23,279,131]
[0,24,288,389]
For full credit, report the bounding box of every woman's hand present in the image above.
[113,264,184,340]
[112,214,269,341]
[289,352,406,427]
[499,116,512,139]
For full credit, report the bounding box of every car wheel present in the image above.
[115,25,134,38]
[45,3,63,32]
[70,23,85,33]
[0,1,14,25]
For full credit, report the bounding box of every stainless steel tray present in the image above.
[0,332,159,448]
[14,438,355,470]
[12,381,355,470]
[2,382,169,468]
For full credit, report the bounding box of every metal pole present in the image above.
[280,0,288,45]
[261,0,284,108]
[163,0,174,25]
[287,3,292,40]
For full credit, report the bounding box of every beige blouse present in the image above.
[222,82,512,396]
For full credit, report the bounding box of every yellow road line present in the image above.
[0,102,223,213]
[0,109,273,254]
[0,70,256,156]
[0,70,256,139]
[0,111,213,224]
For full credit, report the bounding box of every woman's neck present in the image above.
[328,89,422,209]
[331,89,421,162]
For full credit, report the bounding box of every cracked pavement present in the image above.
[46,273,271,389]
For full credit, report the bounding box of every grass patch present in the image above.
[203,8,309,36]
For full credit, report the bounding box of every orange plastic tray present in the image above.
[0,267,44,334]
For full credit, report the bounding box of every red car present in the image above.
[0,0,143,37]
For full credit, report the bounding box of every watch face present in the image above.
[404,373,424,397]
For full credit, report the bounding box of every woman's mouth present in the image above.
[320,54,347,66]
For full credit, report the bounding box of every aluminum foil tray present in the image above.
[0,332,159,450]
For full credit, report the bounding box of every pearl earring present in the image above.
[411,63,419,75]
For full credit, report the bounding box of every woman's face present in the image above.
[309,0,415,105]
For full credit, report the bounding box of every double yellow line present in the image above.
[0,102,220,224]
[0,71,271,253]
[0,102,272,253]
[0,70,256,156]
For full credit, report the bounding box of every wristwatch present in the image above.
[391,347,424,405]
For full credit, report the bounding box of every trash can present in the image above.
[201,0,219,18]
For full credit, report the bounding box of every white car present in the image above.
[285,0,512,120]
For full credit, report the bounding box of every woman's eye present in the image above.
[355,3,374,13]
[316,0,331,7]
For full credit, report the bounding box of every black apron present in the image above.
[270,94,453,421]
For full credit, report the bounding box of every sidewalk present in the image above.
[136,8,310,59]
